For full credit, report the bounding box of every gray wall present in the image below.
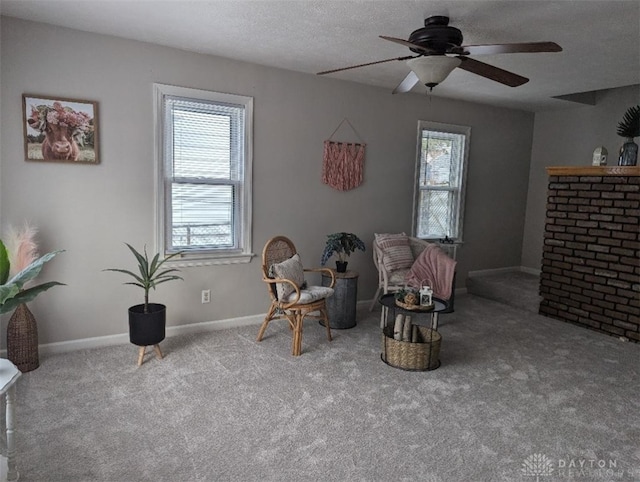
[521,84,640,270]
[1,17,534,345]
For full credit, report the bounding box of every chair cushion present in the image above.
[272,253,305,300]
[282,285,334,304]
[375,233,414,271]
[389,268,411,285]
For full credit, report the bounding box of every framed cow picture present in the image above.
[22,94,99,164]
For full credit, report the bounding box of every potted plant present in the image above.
[0,228,65,372]
[104,244,183,351]
[617,104,639,166]
[320,232,365,273]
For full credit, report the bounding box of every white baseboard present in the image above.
[519,266,541,276]
[37,313,265,356]
[23,302,374,356]
[468,266,520,277]
[12,297,468,357]
[468,266,540,277]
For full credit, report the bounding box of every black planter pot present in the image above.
[128,303,166,346]
[335,261,348,273]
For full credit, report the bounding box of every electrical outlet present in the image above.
[201,289,211,304]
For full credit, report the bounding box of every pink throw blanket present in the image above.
[405,244,457,300]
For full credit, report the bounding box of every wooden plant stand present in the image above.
[137,344,163,366]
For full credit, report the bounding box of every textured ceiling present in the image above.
[2,0,639,111]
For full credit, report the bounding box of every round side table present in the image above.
[321,270,359,329]
[378,293,448,331]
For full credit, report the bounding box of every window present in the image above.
[412,121,470,242]
[154,84,253,265]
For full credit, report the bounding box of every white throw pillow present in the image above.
[272,253,305,300]
[375,233,414,271]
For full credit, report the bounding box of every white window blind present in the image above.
[155,84,253,264]
[413,121,470,242]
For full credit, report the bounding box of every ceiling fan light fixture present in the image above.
[406,56,462,90]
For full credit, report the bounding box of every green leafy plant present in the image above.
[104,244,184,313]
[0,239,65,314]
[320,232,366,265]
[617,105,640,138]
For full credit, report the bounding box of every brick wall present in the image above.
[539,174,640,341]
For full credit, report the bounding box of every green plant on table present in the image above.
[320,232,366,266]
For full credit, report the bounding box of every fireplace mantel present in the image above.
[546,166,640,176]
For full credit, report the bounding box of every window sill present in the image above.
[166,252,256,268]
[421,238,464,245]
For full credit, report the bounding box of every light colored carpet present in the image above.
[3,294,639,481]
[467,271,541,314]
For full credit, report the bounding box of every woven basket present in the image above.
[7,303,39,372]
[381,325,441,371]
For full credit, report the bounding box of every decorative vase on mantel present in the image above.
[7,303,40,372]
[618,138,638,166]
[616,105,639,167]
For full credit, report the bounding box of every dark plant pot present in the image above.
[128,303,166,346]
[336,261,348,273]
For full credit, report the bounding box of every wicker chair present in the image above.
[257,236,336,356]
[369,236,456,314]
[369,236,429,311]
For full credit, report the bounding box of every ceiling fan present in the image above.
[317,16,562,93]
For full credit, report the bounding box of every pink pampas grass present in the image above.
[6,222,39,276]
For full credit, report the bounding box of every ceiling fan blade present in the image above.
[456,57,529,87]
[462,42,562,56]
[317,55,414,75]
[379,35,434,54]
[392,71,420,94]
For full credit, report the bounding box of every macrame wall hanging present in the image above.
[322,118,366,191]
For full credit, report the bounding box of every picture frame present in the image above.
[22,94,99,164]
